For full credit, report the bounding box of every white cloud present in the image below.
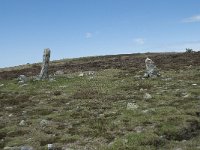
[85,32,93,38]
[133,38,145,45]
[182,15,200,23]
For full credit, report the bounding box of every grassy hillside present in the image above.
[0,52,200,150]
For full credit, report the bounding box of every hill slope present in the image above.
[0,52,200,150]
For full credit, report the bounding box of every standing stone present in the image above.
[144,57,160,78]
[18,75,28,83]
[39,49,51,79]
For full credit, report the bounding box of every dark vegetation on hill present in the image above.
[1,52,200,80]
[0,52,200,150]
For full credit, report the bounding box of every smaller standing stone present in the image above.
[144,58,160,78]
[18,75,28,84]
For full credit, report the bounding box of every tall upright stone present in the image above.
[144,57,160,78]
[39,48,51,79]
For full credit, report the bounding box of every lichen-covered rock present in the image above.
[143,93,152,100]
[126,102,138,110]
[18,75,28,83]
[39,49,51,79]
[144,58,160,78]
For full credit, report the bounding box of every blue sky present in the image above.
[0,0,200,68]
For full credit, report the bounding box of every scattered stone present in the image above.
[40,119,49,127]
[134,126,144,133]
[126,102,138,110]
[18,75,28,84]
[142,108,156,114]
[9,114,13,117]
[62,147,74,150]
[162,78,172,81]
[88,71,95,76]
[140,88,147,92]
[49,78,56,82]
[5,106,13,111]
[143,93,152,100]
[142,109,149,113]
[4,147,20,150]
[59,85,67,88]
[21,146,34,150]
[188,65,192,69]
[143,57,160,78]
[192,83,197,86]
[175,148,183,150]
[22,111,27,115]
[19,120,26,126]
[47,144,53,150]
[19,84,28,87]
[78,72,84,77]
[54,70,64,75]
[183,93,190,98]
[0,83,4,87]
[134,75,140,78]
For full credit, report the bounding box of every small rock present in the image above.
[47,144,53,150]
[183,94,190,98]
[4,147,20,150]
[78,73,84,77]
[143,93,152,100]
[49,78,56,82]
[21,146,34,150]
[162,78,172,81]
[88,71,95,76]
[19,120,26,126]
[99,114,105,118]
[134,75,140,78]
[175,148,183,150]
[126,102,138,110]
[19,84,28,87]
[40,119,49,127]
[62,147,74,150]
[192,84,197,86]
[5,106,13,110]
[134,126,144,133]
[22,111,27,115]
[54,70,64,75]
[9,114,13,117]
[140,88,144,92]
[188,65,192,69]
[142,109,149,113]
[59,85,67,88]
[0,84,4,87]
